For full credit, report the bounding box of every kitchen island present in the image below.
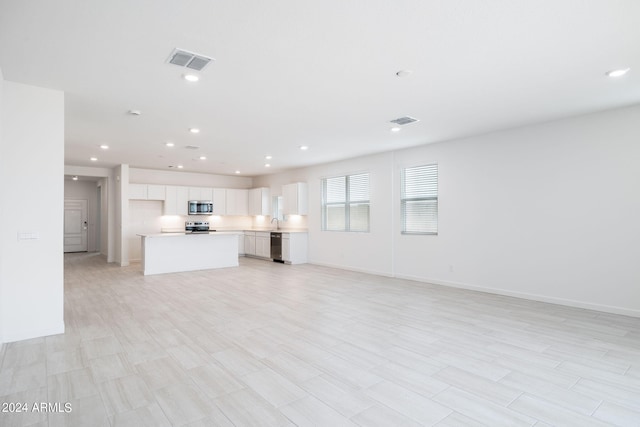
[139,232,241,275]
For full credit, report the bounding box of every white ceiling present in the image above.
[1,1,639,177]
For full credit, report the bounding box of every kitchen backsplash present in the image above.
[161,214,253,231]
[252,213,308,230]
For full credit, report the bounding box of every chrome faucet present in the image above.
[271,218,280,230]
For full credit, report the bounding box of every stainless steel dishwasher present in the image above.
[270,232,283,262]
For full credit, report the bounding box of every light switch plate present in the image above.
[18,232,40,240]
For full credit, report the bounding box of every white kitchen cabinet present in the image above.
[130,183,166,200]
[248,187,270,216]
[147,185,166,200]
[176,186,189,215]
[282,237,290,262]
[129,183,148,200]
[255,232,271,258]
[164,185,189,215]
[164,186,176,214]
[282,232,308,264]
[238,234,245,255]
[282,182,308,215]
[226,189,249,216]
[188,186,213,201]
[243,232,256,256]
[188,187,201,200]
[212,188,226,215]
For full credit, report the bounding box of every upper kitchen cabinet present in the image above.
[212,188,226,215]
[248,187,270,216]
[164,185,189,215]
[129,183,147,200]
[226,188,249,216]
[129,184,166,200]
[147,185,166,200]
[188,186,213,201]
[282,182,308,215]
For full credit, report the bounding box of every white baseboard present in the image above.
[304,261,640,318]
[308,261,394,278]
[1,322,65,344]
[395,274,640,318]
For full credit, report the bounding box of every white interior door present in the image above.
[64,199,88,252]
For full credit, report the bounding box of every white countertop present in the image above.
[159,228,308,234]
[139,231,242,238]
[243,229,308,233]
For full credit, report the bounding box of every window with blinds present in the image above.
[322,173,370,232]
[401,164,438,234]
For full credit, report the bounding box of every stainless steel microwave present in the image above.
[188,200,213,215]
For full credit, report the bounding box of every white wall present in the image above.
[114,165,129,266]
[64,180,100,252]
[254,104,640,317]
[128,200,164,261]
[0,78,65,342]
[98,178,109,256]
[130,168,253,188]
[0,67,4,347]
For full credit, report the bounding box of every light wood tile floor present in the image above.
[1,253,639,426]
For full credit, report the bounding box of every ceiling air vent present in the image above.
[167,48,214,71]
[185,145,200,150]
[390,116,419,126]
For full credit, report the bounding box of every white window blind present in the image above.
[401,164,438,234]
[322,173,370,232]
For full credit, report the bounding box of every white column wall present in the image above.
[254,104,640,316]
[0,67,4,347]
[0,79,65,342]
[114,165,130,266]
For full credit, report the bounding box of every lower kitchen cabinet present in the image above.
[243,232,256,256]
[241,230,307,264]
[255,232,271,258]
[282,232,308,264]
[238,234,245,255]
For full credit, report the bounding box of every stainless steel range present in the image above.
[185,221,212,233]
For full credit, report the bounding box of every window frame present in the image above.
[321,172,370,233]
[400,163,438,235]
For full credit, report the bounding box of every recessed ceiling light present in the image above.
[183,73,199,82]
[235,170,240,174]
[391,127,401,132]
[189,128,200,134]
[177,165,184,169]
[72,176,78,181]
[165,142,175,147]
[127,109,142,116]
[265,155,272,160]
[99,144,109,149]
[396,70,413,77]
[299,145,309,151]
[90,157,98,161]
[199,156,207,160]
[606,68,630,77]
[265,163,271,167]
